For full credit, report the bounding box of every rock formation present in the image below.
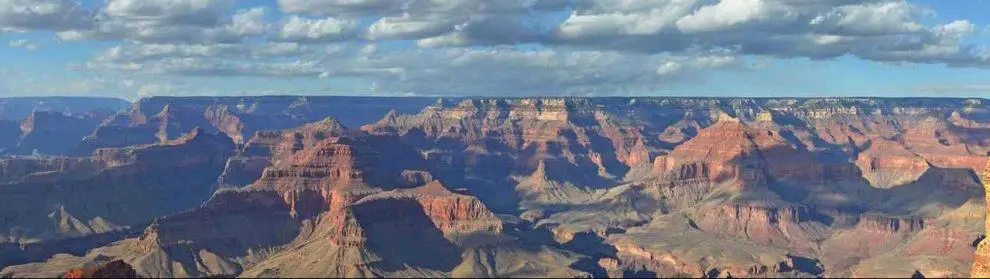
[63,260,137,278]
[0,127,235,246]
[0,110,112,156]
[71,96,434,155]
[972,160,990,278]
[0,97,987,278]
[0,97,129,120]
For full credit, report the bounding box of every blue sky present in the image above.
[1,0,990,100]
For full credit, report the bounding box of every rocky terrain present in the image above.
[0,96,988,278]
[0,97,129,156]
[69,96,434,155]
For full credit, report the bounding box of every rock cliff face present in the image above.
[855,138,931,188]
[1,110,112,156]
[0,127,234,245]
[357,97,990,277]
[0,97,988,278]
[217,117,350,189]
[0,98,129,155]
[1,119,583,278]
[972,160,990,278]
[63,260,137,278]
[71,96,434,155]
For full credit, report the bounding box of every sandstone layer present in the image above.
[0,97,987,278]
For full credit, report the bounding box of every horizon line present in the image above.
[2,94,990,102]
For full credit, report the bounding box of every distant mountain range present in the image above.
[0,96,988,278]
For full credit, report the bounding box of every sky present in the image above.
[1,0,990,100]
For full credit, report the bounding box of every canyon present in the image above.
[0,96,987,278]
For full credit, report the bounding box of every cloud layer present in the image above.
[2,0,989,96]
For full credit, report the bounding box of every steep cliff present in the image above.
[0,110,114,156]
[217,117,350,189]
[972,160,990,278]
[71,96,433,155]
[0,97,987,278]
[63,260,137,278]
[0,127,235,244]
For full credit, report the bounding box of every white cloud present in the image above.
[416,32,467,48]
[551,0,990,67]
[0,0,91,31]
[228,7,268,37]
[363,14,459,41]
[656,61,681,75]
[272,15,359,43]
[676,0,798,33]
[3,0,990,97]
[558,4,698,38]
[91,42,310,65]
[56,1,263,44]
[277,0,407,16]
[690,55,738,69]
[934,20,976,42]
[814,1,925,36]
[103,0,234,26]
[8,39,37,50]
[137,83,174,97]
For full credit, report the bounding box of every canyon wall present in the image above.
[0,97,987,278]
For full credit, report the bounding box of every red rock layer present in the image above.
[692,204,818,253]
[971,160,990,278]
[855,215,926,235]
[608,242,797,277]
[63,260,137,278]
[903,227,977,263]
[361,98,656,181]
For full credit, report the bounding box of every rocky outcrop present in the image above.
[606,215,801,277]
[690,204,824,254]
[2,97,990,278]
[62,260,137,278]
[217,117,351,189]
[0,97,129,156]
[1,111,113,156]
[72,96,433,155]
[855,138,931,188]
[353,181,503,235]
[971,160,990,278]
[0,127,235,244]
[0,157,110,184]
[856,215,926,235]
[0,120,21,152]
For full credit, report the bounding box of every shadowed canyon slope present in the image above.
[1,96,989,278]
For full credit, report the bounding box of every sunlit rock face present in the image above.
[1,97,990,278]
[972,161,990,278]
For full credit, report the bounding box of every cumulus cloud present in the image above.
[56,0,265,44]
[277,0,408,17]
[85,39,751,96]
[548,0,990,67]
[363,14,458,41]
[6,0,990,97]
[271,15,359,43]
[676,0,798,33]
[7,39,37,50]
[91,42,310,64]
[0,0,92,32]
[102,0,234,26]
